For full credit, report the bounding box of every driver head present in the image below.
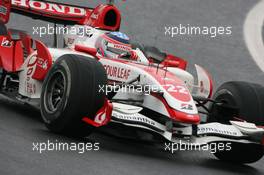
[95,31,132,58]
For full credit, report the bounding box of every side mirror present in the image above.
[75,45,98,58]
[8,29,26,41]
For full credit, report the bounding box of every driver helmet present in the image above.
[95,32,133,59]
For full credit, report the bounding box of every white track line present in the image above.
[244,0,264,72]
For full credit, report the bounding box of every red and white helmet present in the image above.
[95,32,138,60]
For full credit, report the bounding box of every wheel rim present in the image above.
[44,70,66,114]
[210,89,238,123]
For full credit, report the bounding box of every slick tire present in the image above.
[40,54,107,137]
[209,81,264,164]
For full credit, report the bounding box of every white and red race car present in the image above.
[0,0,263,164]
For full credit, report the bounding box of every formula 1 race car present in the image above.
[0,0,263,164]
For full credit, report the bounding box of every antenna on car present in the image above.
[51,23,58,48]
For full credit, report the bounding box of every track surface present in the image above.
[1,0,264,174]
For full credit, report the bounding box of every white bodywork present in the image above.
[18,52,42,98]
[18,28,211,98]
[11,24,263,147]
[111,102,264,144]
[16,26,212,126]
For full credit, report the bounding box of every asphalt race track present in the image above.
[1,0,264,175]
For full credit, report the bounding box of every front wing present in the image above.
[84,102,264,146]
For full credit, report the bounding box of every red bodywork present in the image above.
[0,30,34,72]
[162,54,187,70]
[32,40,52,80]
[0,0,122,72]
[11,0,121,31]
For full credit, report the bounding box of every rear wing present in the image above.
[0,0,11,24]
[11,0,121,31]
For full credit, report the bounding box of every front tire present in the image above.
[209,81,264,164]
[40,54,107,137]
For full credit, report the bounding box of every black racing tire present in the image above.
[40,54,107,137]
[209,81,264,164]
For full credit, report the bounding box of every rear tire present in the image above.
[209,81,264,164]
[40,54,107,137]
